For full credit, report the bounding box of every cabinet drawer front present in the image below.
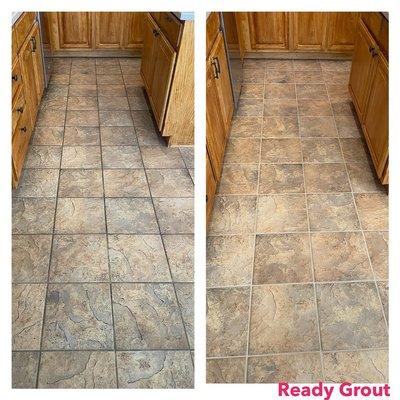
[12,87,26,134]
[12,108,32,181]
[12,58,22,100]
[14,12,36,51]
[157,12,182,49]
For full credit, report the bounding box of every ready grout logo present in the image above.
[278,382,390,400]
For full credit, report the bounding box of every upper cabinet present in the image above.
[57,12,92,49]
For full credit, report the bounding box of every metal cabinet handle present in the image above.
[206,194,208,202]
[16,107,24,113]
[31,36,37,52]
[211,57,220,79]
[12,74,19,81]
[20,127,27,133]
[214,57,221,74]
[371,49,378,57]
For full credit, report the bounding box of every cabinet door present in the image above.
[362,52,388,178]
[57,12,92,49]
[206,151,217,227]
[123,12,144,49]
[94,12,124,49]
[249,12,289,50]
[326,12,358,52]
[292,12,326,51]
[348,20,376,117]
[30,23,45,104]
[140,14,157,93]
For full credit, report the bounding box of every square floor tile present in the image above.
[257,194,308,233]
[106,198,158,234]
[51,74,70,84]
[311,232,372,281]
[293,60,321,71]
[13,169,59,197]
[304,163,350,193]
[141,146,185,168]
[46,84,69,97]
[224,138,261,164]
[36,109,66,127]
[98,96,129,111]
[12,351,39,388]
[25,146,62,168]
[96,65,121,74]
[377,281,388,323]
[296,84,328,99]
[63,126,100,145]
[294,70,324,83]
[40,95,68,111]
[320,60,351,72]
[175,283,194,348]
[364,231,388,280]
[12,234,52,283]
[261,138,302,163]
[108,234,170,282]
[49,234,109,282]
[245,59,266,70]
[153,197,194,234]
[231,116,262,138]
[253,233,312,284]
[147,169,194,197]
[259,164,304,194]
[265,70,294,83]
[299,116,337,137]
[67,96,98,111]
[97,74,124,85]
[308,193,360,232]
[266,59,293,70]
[298,99,332,116]
[32,127,64,145]
[237,98,263,116]
[12,284,46,350]
[217,164,258,195]
[249,284,319,353]
[326,84,351,100]
[346,163,385,193]
[264,83,296,99]
[207,358,246,383]
[264,98,298,116]
[69,73,96,85]
[179,147,194,168]
[103,169,149,197]
[58,169,103,197]
[112,283,187,349]
[66,110,99,127]
[207,287,250,357]
[262,116,299,138]
[131,111,163,146]
[331,100,354,116]
[316,282,387,350]
[102,145,142,168]
[98,85,126,97]
[341,138,371,163]
[206,235,253,287]
[243,69,265,83]
[68,85,97,97]
[100,126,137,145]
[61,146,102,168]
[241,83,264,98]
[55,198,105,233]
[128,93,149,111]
[335,115,361,138]
[99,111,133,126]
[302,138,343,162]
[354,193,388,231]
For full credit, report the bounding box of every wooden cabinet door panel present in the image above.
[94,12,124,49]
[58,12,92,49]
[140,14,157,92]
[292,12,326,51]
[249,12,289,50]
[326,12,358,52]
[223,12,239,50]
[123,12,144,49]
[30,23,45,104]
[206,151,217,226]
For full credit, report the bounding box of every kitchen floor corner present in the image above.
[206,59,388,384]
[12,57,194,389]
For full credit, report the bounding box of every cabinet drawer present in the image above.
[12,87,26,134]
[207,12,220,56]
[157,12,182,48]
[12,58,22,100]
[14,12,36,51]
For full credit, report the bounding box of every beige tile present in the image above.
[103,169,149,197]
[46,84,69,97]
[293,60,321,71]
[230,116,262,138]
[294,70,324,83]
[299,116,337,137]
[36,109,66,127]
[98,96,130,111]
[32,127,64,145]
[304,163,350,193]
[243,68,265,83]
[298,99,332,116]
[264,83,296,99]
[241,83,264,98]
[99,111,133,127]
[25,145,62,168]
[237,98,263,116]
[179,147,194,168]
[69,73,96,85]
[341,138,371,163]
[68,84,97,97]
[98,84,126,96]
[320,60,351,72]
[259,164,304,194]
[335,115,361,138]
[224,138,260,164]
[97,74,124,85]
[377,281,388,322]
[63,126,100,145]
[364,231,388,280]
[102,146,142,168]
[58,169,103,197]
[331,100,354,116]
[175,283,194,348]
[218,164,258,195]
[141,146,185,168]
[131,111,162,146]
[296,84,328,99]
[207,358,246,383]
[347,162,385,193]
[301,138,343,162]
[266,59,293,70]
[262,116,299,138]
[264,98,298,116]
[323,70,350,84]
[40,95,68,111]
[261,138,302,163]
[354,193,388,231]
[96,64,121,75]
[326,84,351,100]
[100,126,137,145]
[62,146,101,168]
[67,96,98,111]
[50,74,70,84]
[66,110,99,127]
[147,169,194,197]
[265,70,294,83]
[244,59,266,70]
[13,169,59,197]
[12,351,39,388]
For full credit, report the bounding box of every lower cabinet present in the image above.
[206,152,217,226]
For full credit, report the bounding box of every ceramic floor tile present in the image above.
[244,59,266,69]
[69,73,96,85]
[67,96,98,111]
[141,146,185,168]
[12,351,40,388]
[261,138,302,163]
[259,164,304,194]
[108,234,171,282]
[323,70,350,84]
[13,169,59,197]
[206,235,254,287]
[112,283,188,349]
[217,164,258,195]
[326,84,351,100]
[63,126,100,145]
[98,84,126,97]
[236,98,264,116]
[131,111,163,146]
[32,127,64,145]
[179,147,194,168]
[364,231,388,280]
[36,109,66,127]
[175,283,194,348]
[346,162,385,193]
[299,116,337,137]
[103,169,149,197]
[102,145,142,168]
[320,60,351,72]
[298,99,332,116]
[98,96,130,111]
[207,287,250,357]
[66,110,99,127]
[206,358,246,383]
[264,83,296,99]
[296,84,328,99]
[341,138,371,163]
[354,193,388,231]
[147,169,194,197]
[230,116,262,138]
[97,74,124,85]
[335,115,361,138]
[294,70,324,84]
[96,65,121,74]
[265,70,294,84]
[58,169,103,197]
[304,163,350,193]
[293,60,321,71]
[61,146,102,169]
[241,83,264,98]
[243,68,265,83]
[301,138,343,163]
[331,100,355,116]
[266,59,293,70]
[316,282,387,350]
[377,281,388,323]
[68,84,97,97]
[46,84,69,97]
[262,116,299,138]
[99,111,133,127]
[128,94,149,111]
[51,74,70,84]
[25,145,62,168]
[224,138,261,164]
[263,98,298,116]
[100,126,137,145]
[40,95,68,111]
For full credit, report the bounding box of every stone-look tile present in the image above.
[207,358,246,383]
[347,162,385,193]
[147,169,194,197]
[40,95,68,111]
[206,235,253,287]
[12,198,56,234]
[103,169,149,197]
[341,138,371,163]
[36,109,66,127]
[264,83,296,99]
[241,83,264,98]
[236,98,263,116]
[207,287,250,357]
[317,282,387,350]
[106,198,158,234]
[243,68,265,83]
[98,96,130,111]
[298,99,332,116]
[102,145,142,168]
[224,138,260,164]
[257,195,308,233]
[153,197,194,234]
[354,193,388,231]
[12,351,39,388]
[266,59,293,70]
[304,163,350,193]
[66,110,99,127]
[311,232,372,282]
[38,351,117,388]
[320,60,351,72]
[331,100,354,116]
[249,284,319,353]
[63,126,100,145]
[98,84,126,96]
[230,116,262,138]
[264,98,298,116]
[100,126,137,145]
[62,146,101,168]
[299,116,337,137]
[32,127,64,145]
[323,70,350,85]
[323,350,388,383]
[218,164,258,195]
[254,234,312,284]
[335,115,361,138]
[55,198,106,233]
[42,283,113,350]
[293,60,321,71]
[128,93,150,111]
[261,138,302,163]
[123,74,142,85]
[46,84,69,97]
[364,232,388,280]
[188,168,194,181]
[70,73,96,85]
[108,234,170,282]
[68,84,97,97]
[13,169,59,197]
[97,74,124,85]
[296,84,328,99]
[259,164,304,194]
[308,194,360,232]
[179,147,194,168]
[67,96,98,111]
[112,283,187,349]
[209,196,256,234]
[262,116,299,138]
[117,351,193,388]
[99,111,133,126]
[25,145,62,168]
[377,281,388,322]
[247,353,323,383]
[12,235,52,283]
[141,146,185,168]
[301,138,343,162]
[244,59,266,70]
[265,70,294,83]
[294,70,324,83]
[58,169,103,197]
[175,283,194,348]
[51,74,70,84]
[96,65,121,74]
[49,235,109,282]
[12,284,46,350]
[163,234,193,282]
[131,111,163,146]
[326,84,351,100]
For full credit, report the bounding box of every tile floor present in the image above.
[12,57,194,389]
[206,59,388,384]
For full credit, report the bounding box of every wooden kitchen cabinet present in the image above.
[94,12,124,49]
[326,12,359,52]
[292,12,326,51]
[57,12,92,49]
[206,151,217,227]
[123,12,144,49]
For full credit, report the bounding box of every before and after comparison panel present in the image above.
[10,8,390,394]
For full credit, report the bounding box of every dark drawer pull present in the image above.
[12,74,19,82]
[211,57,220,79]
[20,127,27,133]
[153,29,160,37]
[31,36,37,52]
[17,107,24,114]
[206,194,208,202]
